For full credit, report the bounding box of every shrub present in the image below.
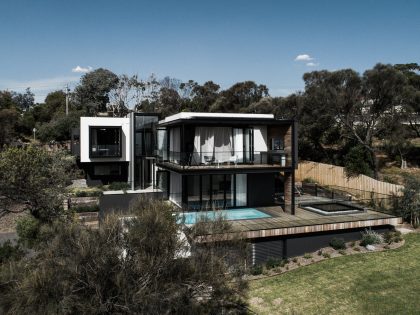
[360,229,383,246]
[16,217,40,247]
[353,247,361,252]
[266,257,283,269]
[338,249,347,255]
[71,204,100,213]
[384,245,390,249]
[292,257,298,263]
[74,190,102,197]
[317,250,323,256]
[0,241,24,263]
[108,181,130,191]
[350,241,356,247]
[250,265,263,275]
[384,230,403,244]
[322,253,331,259]
[329,238,346,250]
[302,177,317,184]
[303,253,312,259]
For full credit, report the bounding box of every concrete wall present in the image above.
[80,117,131,163]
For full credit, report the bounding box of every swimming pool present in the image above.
[177,208,271,225]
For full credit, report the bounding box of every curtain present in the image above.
[214,127,232,163]
[233,128,243,163]
[192,127,233,164]
[236,174,247,206]
[169,127,180,162]
[169,172,182,206]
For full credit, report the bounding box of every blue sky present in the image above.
[0,0,419,102]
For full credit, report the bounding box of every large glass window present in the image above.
[185,174,247,210]
[187,175,201,210]
[212,174,225,209]
[202,175,211,209]
[235,174,247,206]
[90,127,121,157]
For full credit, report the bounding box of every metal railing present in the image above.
[157,150,289,168]
[90,144,121,157]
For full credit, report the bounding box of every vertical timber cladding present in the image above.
[251,226,393,265]
[247,173,275,207]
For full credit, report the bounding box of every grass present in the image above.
[249,233,420,315]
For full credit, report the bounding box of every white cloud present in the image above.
[306,62,319,67]
[294,54,313,61]
[72,65,93,73]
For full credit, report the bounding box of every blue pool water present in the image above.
[177,208,271,225]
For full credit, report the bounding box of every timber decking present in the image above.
[195,206,402,242]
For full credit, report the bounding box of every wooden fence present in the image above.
[296,161,404,196]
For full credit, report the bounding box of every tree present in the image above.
[73,68,119,115]
[0,91,21,147]
[189,81,220,112]
[398,174,420,228]
[0,146,74,221]
[0,198,248,314]
[210,81,269,112]
[13,88,34,111]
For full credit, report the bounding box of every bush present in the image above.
[317,250,323,256]
[303,253,312,259]
[16,217,40,247]
[353,247,361,252]
[108,181,131,191]
[266,257,284,269]
[292,257,298,263]
[329,238,346,250]
[0,241,24,263]
[384,230,403,244]
[71,204,100,213]
[360,229,383,246]
[250,265,263,275]
[74,190,102,197]
[338,249,347,255]
[322,253,331,259]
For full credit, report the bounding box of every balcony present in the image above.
[90,144,121,158]
[157,150,291,170]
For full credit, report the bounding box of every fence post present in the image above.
[315,184,318,197]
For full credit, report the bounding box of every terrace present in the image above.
[194,196,402,241]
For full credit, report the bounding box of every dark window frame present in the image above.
[89,126,123,158]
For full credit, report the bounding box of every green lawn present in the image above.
[249,233,420,315]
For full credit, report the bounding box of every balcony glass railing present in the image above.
[90,144,121,157]
[157,150,289,168]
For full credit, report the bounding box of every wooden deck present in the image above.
[195,206,402,242]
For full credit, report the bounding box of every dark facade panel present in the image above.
[82,162,129,186]
[99,192,166,218]
[252,226,393,264]
[247,173,276,207]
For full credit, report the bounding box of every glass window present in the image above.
[187,175,201,210]
[90,127,121,157]
[235,174,247,206]
[94,164,121,176]
[212,174,225,209]
[225,174,234,208]
[202,175,211,209]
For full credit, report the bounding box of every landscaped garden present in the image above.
[249,232,420,315]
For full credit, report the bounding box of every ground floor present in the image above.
[165,170,295,212]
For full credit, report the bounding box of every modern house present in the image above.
[74,112,401,264]
[77,112,298,213]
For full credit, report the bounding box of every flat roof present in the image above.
[159,112,275,124]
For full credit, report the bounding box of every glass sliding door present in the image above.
[202,175,211,209]
[235,174,247,207]
[225,174,234,208]
[187,175,201,210]
[212,174,225,209]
